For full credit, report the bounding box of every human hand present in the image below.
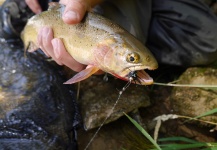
[38,27,104,74]
[60,0,89,24]
[26,0,103,72]
[40,0,89,72]
[60,0,104,24]
[25,0,42,14]
[25,0,89,23]
[25,0,88,71]
[38,27,86,72]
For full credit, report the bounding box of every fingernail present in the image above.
[63,11,78,21]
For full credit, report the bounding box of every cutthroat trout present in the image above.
[22,2,158,85]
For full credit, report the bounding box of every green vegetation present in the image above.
[124,108,217,150]
[124,113,161,150]
[153,82,217,90]
[124,66,217,150]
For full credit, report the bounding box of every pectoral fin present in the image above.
[24,41,38,58]
[64,66,99,84]
[26,41,38,52]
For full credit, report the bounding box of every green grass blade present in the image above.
[124,113,161,150]
[203,87,217,90]
[159,140,217,150]
[158,137,198,144]
[160,143,208,150]
[194,108,217,119]
[153,82,217,90]
[202,147,217,150]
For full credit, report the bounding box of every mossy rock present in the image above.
[170,67,217,125]
[78,75,151,130]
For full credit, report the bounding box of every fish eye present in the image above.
[127,52,140,63]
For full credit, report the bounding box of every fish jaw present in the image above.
[136,70,153,85]
[111,65,155,85]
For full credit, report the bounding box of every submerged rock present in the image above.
[0,40,81,150]
[77,75,151,130]
[170,67,217,125]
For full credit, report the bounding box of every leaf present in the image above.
[194,108,217,119]
[203,87,217,91]
[160,143,209,150]
[124,112,161,150]
[159,138,217,150]
[158,137,198,144]
[153,82,217,91]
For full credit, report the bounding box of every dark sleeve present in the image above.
[146,0,217,67]
[94,0,152,44]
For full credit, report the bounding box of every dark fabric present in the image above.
[147,0,217,67]
[96,0,152,44]
[0,0,59,40]
[99,0,217,67]
[0,0,33,39]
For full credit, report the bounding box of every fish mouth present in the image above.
[114,65,155,85]
[130,70,153,85]
[126,69,153,85]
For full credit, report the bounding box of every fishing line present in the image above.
[84,78,132,150]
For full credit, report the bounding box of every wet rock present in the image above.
[170,67,217,125]
[0,40,81,149]
[78,117,154,150]
[77,75,151,130]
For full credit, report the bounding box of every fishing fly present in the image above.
[127,70,142,85]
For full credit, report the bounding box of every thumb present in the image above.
[60,0,89,24]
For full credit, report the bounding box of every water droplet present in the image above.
[11,70,16,73]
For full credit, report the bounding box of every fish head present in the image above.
[94,32,158,85]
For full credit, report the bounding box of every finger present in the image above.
[25,0,42,14]
[60,0,88,24]
[37,27,51,57]
[52,38,86,72]
[38,27,63,65]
